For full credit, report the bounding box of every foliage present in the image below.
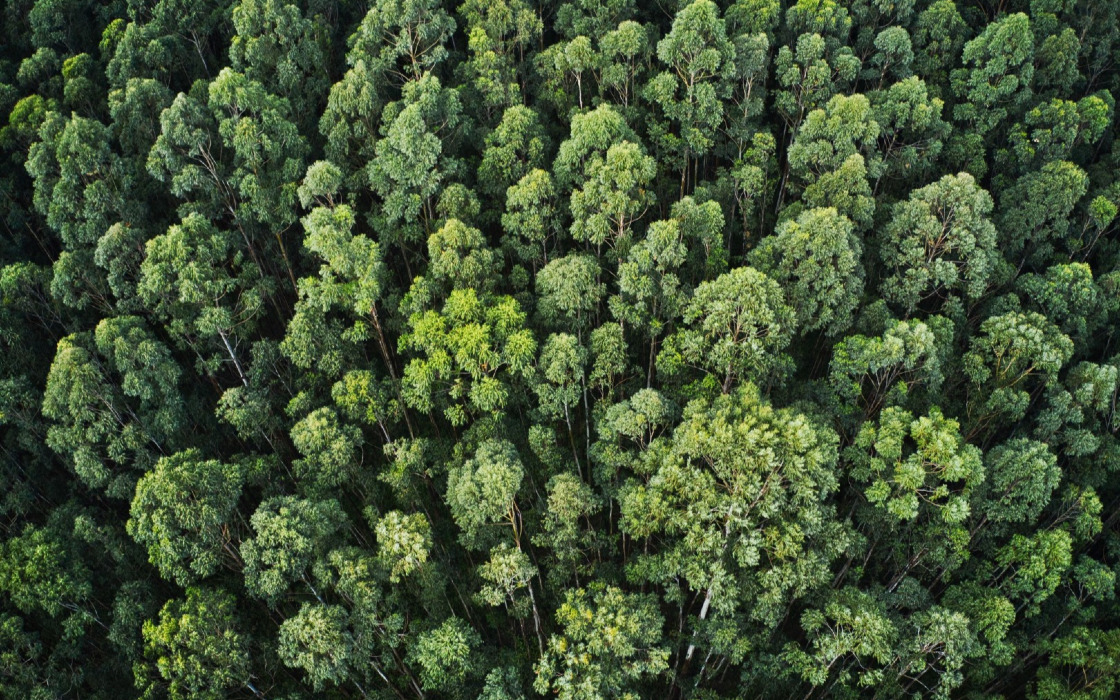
[3,1,1120,697]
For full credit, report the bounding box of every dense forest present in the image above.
[3,0,1120,697]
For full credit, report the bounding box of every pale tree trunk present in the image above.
[218,329,249,387]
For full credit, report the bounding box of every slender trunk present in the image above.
[693,648,714,688]
[581,373,592,464]
[526,580,545,655]
[565,403,583,480]
[683,587,714,662]
[352,678,370,699]
[302,575,326,605]
[679,147,689,200]
[273,230,299,293]
[221,535,244,571]
[218,329,249,387]
[683,505,735,666]
[372,661,410,700]
[887,548,927,593]
[186,32,211,78]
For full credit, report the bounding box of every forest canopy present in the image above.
[3,0,1120,698]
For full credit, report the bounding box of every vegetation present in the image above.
[2,0,1120,697]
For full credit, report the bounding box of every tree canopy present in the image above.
[3,0,1120,697]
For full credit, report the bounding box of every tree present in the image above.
[911,0,965,83]
[785,0,851,45]
[773,32,859,136]
[479,666,526,700]
[290,407,364,492]
[0,613,43,698]
[878,172,1002,315]
[727,130,777,241]
[534,584,667,700]
[599,20,654,110]
[783,587,896,694]
[478,106,550,203]
[963,311,1074,434]
[620,383,843,665]
[785,92,880,228]
[1033,21,1081,98]
[587,321,631,403]
[278,603,355,691]
[533,333,588,470]
[107,78,173,164]
[980,439,1061,527]
[1033,627,1120,700]
[94,314,184,430]
[229,0,328,129]
[555,0,635,41]
[0,521,91,618]
[991,529,1073,618]
[320,546,412,693]
[137,587,253,700]
[590,387,677,489]
[750,206,862,336]
[787,93,881,180]
[367,74,465,251]
[410,617,481,693]
[644,0,736,190]
[569,140,656,259]
[998,160,1088,265]
[149,68,308,237]
[285,201,388,374]
[613,207,695,384]
[25,112,123,257]
[445,439,523,548]
[425,218,500,293]
[723,19,772,156]
[1016,263,1106,347]
[374,510,431,583]
[866,26,913,86]
[535,35,599,115]
[843,404,988,600]
[445,436,545,647]
[274,238,349,376]
[128,450,243,586]
[477,542,537,614]
[458,0,542,120]
[870,76,950,187]
[348,0,456,86]
[503,168,562,269]
[951,13,1035,137]
[399,288,536,426]
[319,29,387,183]
[828,316,950,424]
[657,265,795,392]
[552,103,636,191]
[240,496,347,604]
[848,406,984,526]
[41,322,183,499]
[536,253,604,334]
[1003,95,1112,174]
[138,213,272,385]
[886,607,982,699]
[533,472,600,586]
[25,110,132,309]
